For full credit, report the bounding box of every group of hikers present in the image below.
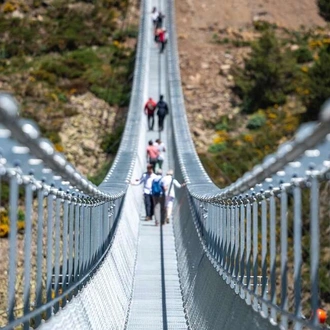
[144,94,169,131]
[131,138,185,226]
[151,7,167,54]
[129,8,180,226]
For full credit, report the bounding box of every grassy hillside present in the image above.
[0,0,137,163]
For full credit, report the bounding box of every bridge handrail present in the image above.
[166,5,330,201]
[166,0,330,328]
[0,0,148,327]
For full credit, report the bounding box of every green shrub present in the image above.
[253,20,276,32]
[293,46,313,63]
[232,39,250,48]
[43,130,61,145]
[0,3,118,57]
[318,0,330,21]
[91,85,128,106]
[101,124,125,155]
[303,46,330,120]
[17,209,25,222]
[31,69,57,85]
[212,115,239,132]
[208,143,227,153]
[113,25,139,41]
[40,49,100,79]
[247,112,266,129]
[215,122,228,131]
[233,29,297,113]
[88,161,111,186]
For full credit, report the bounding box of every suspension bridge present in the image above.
[0,0,330,329]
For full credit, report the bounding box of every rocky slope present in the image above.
[175,0,327,154]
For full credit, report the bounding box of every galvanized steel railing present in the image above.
[166,0,330,329]
[0,0,148,328]
[1,0,330,328]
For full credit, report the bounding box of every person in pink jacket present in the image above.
[146,140,159,172]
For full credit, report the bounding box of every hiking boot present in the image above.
[155,221,159,226]
[166,218,169,224]
[146,216,151,221]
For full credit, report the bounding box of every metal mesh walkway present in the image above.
[126,0,187,327]
[126,218,187,329]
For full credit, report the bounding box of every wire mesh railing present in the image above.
[1,0,330,328]
[0,0,148,328]
[166,0,330,328]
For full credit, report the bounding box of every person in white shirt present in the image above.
[151,7,159,28]
[131,164,157,221]
[154,138,166,170]
[160,170,185,224]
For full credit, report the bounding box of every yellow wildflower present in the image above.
[0,224,9,237]
[243,134,254,143]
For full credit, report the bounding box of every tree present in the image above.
[233,29,296,113]
[304,47,330,120]
[318,0,330,21]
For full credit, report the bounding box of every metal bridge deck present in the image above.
[126,218,187,330]
[126,0,187,328]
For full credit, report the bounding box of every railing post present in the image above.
[239,197,245,299]
[8,171,18,323]
[252,194,259,311]
[23,175,32,330]
[280,186,288,328]
[261,193,268,317]
[269,188,277,325]
[293,179,302,330]
[310,175,319,327]
[245,199,252,306]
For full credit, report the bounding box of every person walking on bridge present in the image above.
[131,164,157,221]
[151,169,165,226]
[160,170,185,224]
[158,28,167,54]
[155,11,165,29]
[144,97,157,130]
[146,140,159,172]
[156,95,168,132]
[151,7,159,28]
[154,138,166,170]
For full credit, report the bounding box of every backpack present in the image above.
[151,177,163,196]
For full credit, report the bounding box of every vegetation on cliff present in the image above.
[318,0,330,21]
[0,0,136,154]
[0,0,137,231]
[204,23,330,186]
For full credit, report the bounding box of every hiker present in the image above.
[151,7,159,27]
[155,11,165,29]
[156,95,169,132]
[154,138,166,169]
[146,140,159,172]
[131,164,157,221]
[154,27,162,43]
[158,28,167,54]
[160,170,185,224]
[144,97,157,130]
[151,169,165,226]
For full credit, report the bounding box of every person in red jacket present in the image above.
[158,28,167,54]
[144,97,157,130]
